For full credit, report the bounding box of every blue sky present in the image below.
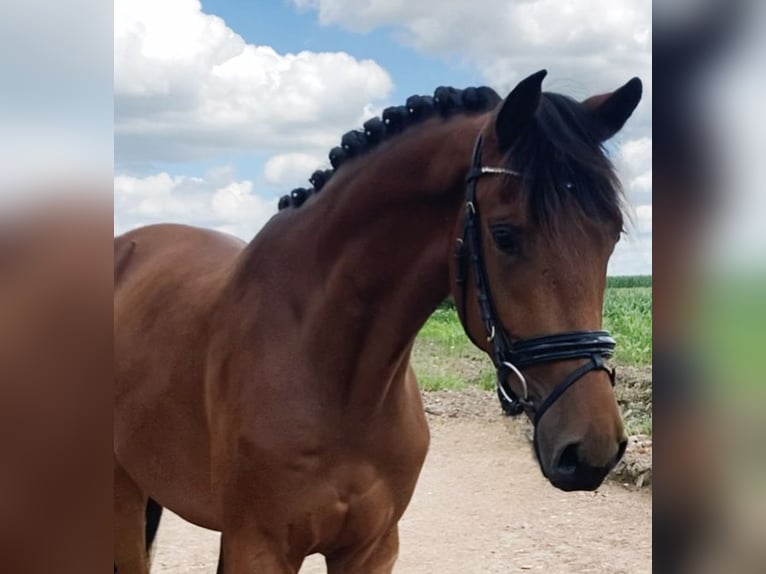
[114,0,652,274]
[119,0,482,184]
[200,0,481,91]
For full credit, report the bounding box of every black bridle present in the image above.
[454,135,617,453]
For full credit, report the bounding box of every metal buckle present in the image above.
[500,361,530,405]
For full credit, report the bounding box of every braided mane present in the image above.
[277,86,501,211]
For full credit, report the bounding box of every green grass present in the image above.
[411,306,496,392]
[417,306,474,352]
[634,419,652,436]
[417,283,652,379]
[417,373,472,392]
[602,287,652,365]
[607,275,652,289]
[412,278,653,435]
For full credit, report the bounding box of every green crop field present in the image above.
[607,275,652,289]
[412,277,653,435]
[602,286,652,365]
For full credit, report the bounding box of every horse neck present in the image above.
[259,116,483,406]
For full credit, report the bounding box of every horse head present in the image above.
[451,70,642,490]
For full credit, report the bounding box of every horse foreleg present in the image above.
[220,530,302,574]
[114,461,150,574]
[325,526,399,574]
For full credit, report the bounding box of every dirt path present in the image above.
[151,414,651,574]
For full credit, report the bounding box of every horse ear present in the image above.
[584,77,643,141]
[495,69,547,151]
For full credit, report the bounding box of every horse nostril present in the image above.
[557,443,580,475]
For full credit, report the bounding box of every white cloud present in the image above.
[610,236,652,276]
[115,0,394,164]
[617,138,652,189]
[606,137,652,274]
[113,1,652,275]
[292,0,652,276]
[292,0,650,103]
[114,170,277,240]
[264,153,326,188]
[619,137,652,172]
[614,137,652,236]
[635,204,652,234]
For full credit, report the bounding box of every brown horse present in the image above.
[114,70,642,573]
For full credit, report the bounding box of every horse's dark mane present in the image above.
[509,92,625,236]
[277,86,502,211]
[277,85,625,240]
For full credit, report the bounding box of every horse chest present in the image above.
[223,426,427,553]
[280,461,408,553]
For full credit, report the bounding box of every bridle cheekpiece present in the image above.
[454,134,617,459]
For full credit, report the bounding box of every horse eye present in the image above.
[491,225,522,256]
[564,181,576,191]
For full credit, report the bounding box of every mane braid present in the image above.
[507,92,625,238]
[277,85,501,211]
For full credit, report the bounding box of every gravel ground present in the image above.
[151,393,652,574]
[422,384,653,488]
